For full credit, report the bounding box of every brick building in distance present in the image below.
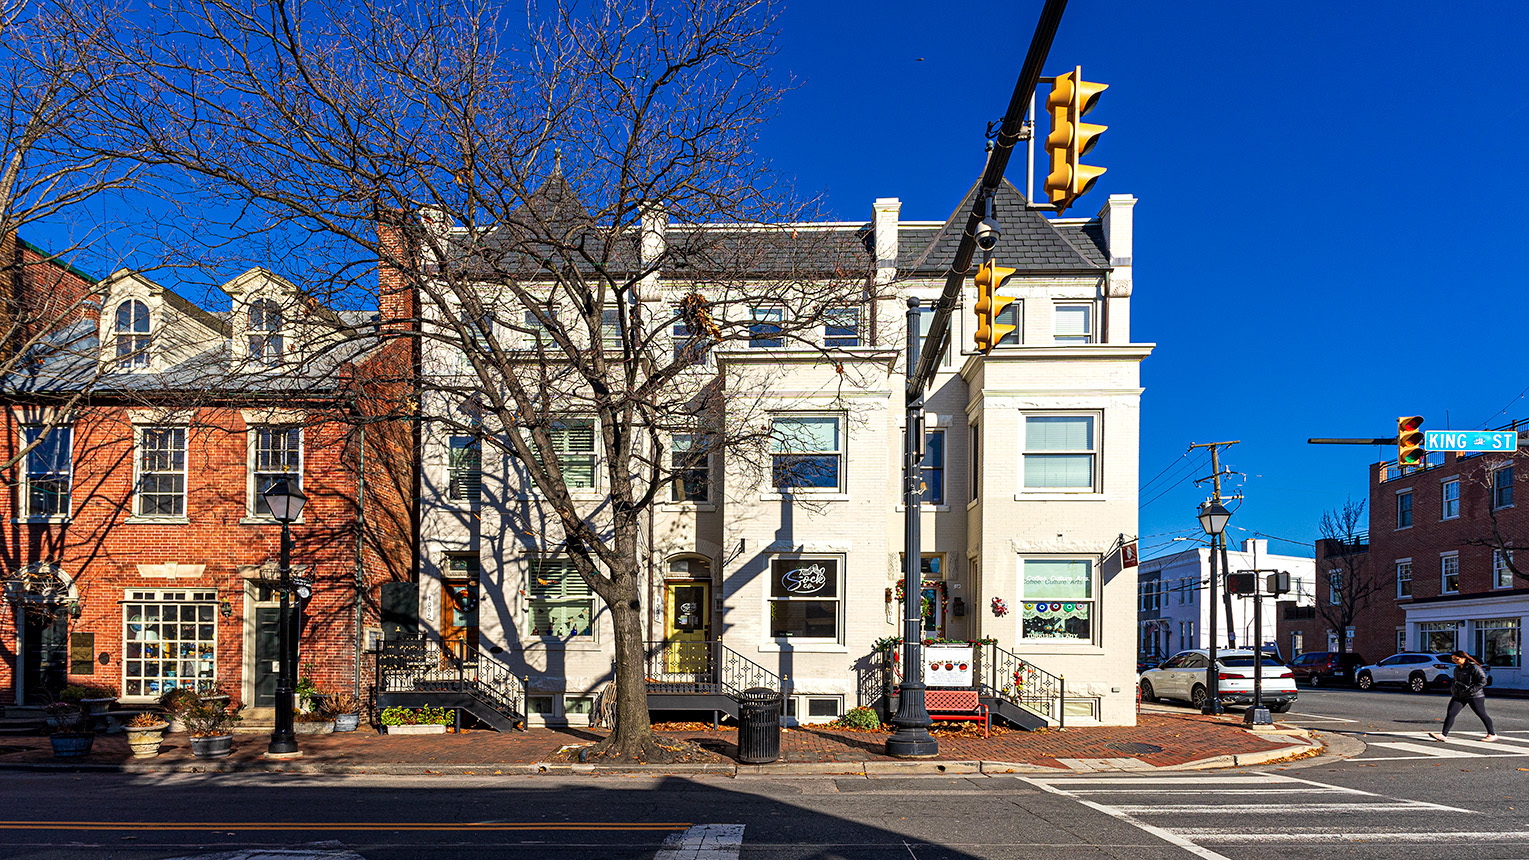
[1278,433,1527,688]
[0,237,417,714]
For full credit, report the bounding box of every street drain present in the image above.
[1107,742,1163,754]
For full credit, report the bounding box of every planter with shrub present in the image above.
[125,712,169,758]
[379,705,453,734]
[183,693,243,758]
[326,691,363,732]
[45,702,94,758]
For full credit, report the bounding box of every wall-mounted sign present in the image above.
[925,644,974,687]
[770,559,837,598]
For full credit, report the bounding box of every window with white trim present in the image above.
[748,306,783,348]
[671,304,712,365]
[969,422,979,501]
[248,299,284,366]
[1441,552,1460,594]
[600,307,622,352]
[670,433,711,502]
[522,306,556,349]
[1020,558,1093,642]
[114,299,151,369]
[770,414,842,491]
[251,426,301,516]
[1441,479,1460,520]
[768,557,841,641]
[1328,570,1342,605]
[137,427,187,517]
[1023,414,1097,491]
[921,428,945,505]
[1396,629,1407,653]
[824,306,861,348]
[1494,550,1515,589]
[448,435,482,502]
[1396,560,1412,598]
[527,556,594,637]
[21,424,71,517]
[122,589,218,699]
[916,306,951,366]
[1476,618,1521,667]
[1396,490,1413,528]
[1420,620,1457,653]
[524,419,597,490]
[1493,466,1514,509]
[1053,302,1093,344]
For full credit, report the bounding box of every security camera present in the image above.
[975,216,1002,251]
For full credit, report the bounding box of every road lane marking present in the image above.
[654,824,744,860]
[1177,830,1529,844]
[1281,712,1359,723]
[0,821,689,832]
[1020,777,1234,860]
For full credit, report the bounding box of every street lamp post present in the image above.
[1197,501,1231,715]
[263,477,307,757]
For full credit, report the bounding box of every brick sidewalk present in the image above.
[0,712,1309,774]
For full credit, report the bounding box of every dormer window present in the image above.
[248,299,284,365]
[114,300,150,369]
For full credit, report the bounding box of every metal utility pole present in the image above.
[885,0,1070,760]
[1190,440,1237,715]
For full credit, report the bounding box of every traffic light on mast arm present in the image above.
[1397,415,1426,468]
[972,260,1018,354]
[1044,66,1108,211]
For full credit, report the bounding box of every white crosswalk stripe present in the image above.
[1018,771,1485,856]
[1357,729,1529,760]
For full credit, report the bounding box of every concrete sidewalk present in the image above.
[0,708,1318,776]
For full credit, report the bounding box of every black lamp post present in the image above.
[263,477,307,757]
[1197,501,1231,715]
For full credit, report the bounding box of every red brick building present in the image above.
[1278,437,1527,688]
[0,241,416,714]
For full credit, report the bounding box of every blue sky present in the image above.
[759,1,1529,559]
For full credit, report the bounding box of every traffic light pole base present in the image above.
[1243,707,1273,726]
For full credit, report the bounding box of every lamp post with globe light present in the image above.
[1197,500,1231,715]
[262,477,307,756]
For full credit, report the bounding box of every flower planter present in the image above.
[333,713,361,732]
[125,725,167,758]
[201,695,231,709]
[189,734,234,758]
[50,733,95,758]
[383,723,447,735]
[294,720,335,735]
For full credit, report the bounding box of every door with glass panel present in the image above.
[664,581,711,674]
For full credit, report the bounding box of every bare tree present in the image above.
[1457,446,1528,585]
[80,0,872,759]
[1315,497,1382,656]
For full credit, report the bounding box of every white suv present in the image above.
[1138,649,1298,713]
[1355,652,1492,693]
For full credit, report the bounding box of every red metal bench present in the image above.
[925,689,989,738]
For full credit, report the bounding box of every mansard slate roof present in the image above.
[902,178,1108,276]
[460,174,1107,281]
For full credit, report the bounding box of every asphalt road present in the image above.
[3,688,1528,860]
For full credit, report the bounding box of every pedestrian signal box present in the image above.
[1225,572,1257,595]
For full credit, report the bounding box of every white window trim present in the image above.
[823,305,863,349]
[109,297,154,372]
[1396,558,1413,600]
[763,554,845,646]
[18,423,72,522]
[1492,465,1515,510]
[665,433,714,509]
[766,412,845,497]
[1052,300,1096,344]
[243,425,305,522]
[515,418,603,499]
[1328,569,1343,605]
[747,305,785,348]
[1493,549,1515,590]
[1440,551,1460,595]
[446,434,483,508]
[245,297,286,368]
[120,588,219,703]
[129,425,189,523]
[1019,412,1101,496]
[1395,489,1413,530]
[1017,556,1097,646]
[1441,478,1460,520]
[523,554,600,645]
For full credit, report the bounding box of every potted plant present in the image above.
[158,687,199,732]
[327,691,362,732]
[183,696,242,758]
[124,712,169,758]
[379,705,453,735]
[196,681,232,708]
[294,710,335,735]
[45,702,93,758]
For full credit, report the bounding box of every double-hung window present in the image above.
[921,429,945,505]
[1441,479,1460,519]
[1023,414,1097,491]
[1441,552,1460,594]
[527,556,594,637]
[916,306,951,366]
[672,305,712,365]
[114,299,151,369]
[448,436,482,502]
[770,414,842,491]
[670,434,711,503]
[749,307,784,348]
[1053,303,1093,344]
[525,419,597,490]
[1494,550,1515,589]
[138,427,187,517]
[1396,560,1412,598]
[600,307,623,352]
[1020,558,1093,642]
[768,557,841,640]
[248,299,284,366]
[251,426,302,516]
[1493,466,1514,509]
[1396,490,1413,528]
[1328,570,1343,605]
[22,425,71,517]
[824,306,861,348]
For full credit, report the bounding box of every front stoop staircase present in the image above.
[375,637,528,731]
[881,642,1066,731]
[643,640,783,718]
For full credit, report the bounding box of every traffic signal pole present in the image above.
[887,0,1069,759]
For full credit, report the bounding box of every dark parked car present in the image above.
[1289,651,1368,687]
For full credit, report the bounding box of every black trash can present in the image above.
[736,687,782,764]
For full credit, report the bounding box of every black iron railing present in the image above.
[376,637,527,727]
[976,642,1066,730]
[643,640,782,698]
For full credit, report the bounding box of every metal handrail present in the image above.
[975,642,1066,730]
[376,637,527,726]
[643,640,782,698]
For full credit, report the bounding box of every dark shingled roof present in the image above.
[902,179,1107,276]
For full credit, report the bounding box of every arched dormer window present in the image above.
[248,299,284,366]
[114,300,150,369]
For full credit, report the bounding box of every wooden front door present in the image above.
[664,581,710,673]
[441,580,480,657]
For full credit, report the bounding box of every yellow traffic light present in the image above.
[1398,415,1425,467]
[973,260,1018,354]
[1044,65,1108,211]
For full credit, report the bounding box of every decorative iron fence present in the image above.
[975,642,1065,730]
[643,640,782,698]
[375,637,526,726]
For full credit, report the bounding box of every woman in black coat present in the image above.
[1430,650,1497,742]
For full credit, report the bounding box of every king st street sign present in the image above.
[1424,430,1520,453]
